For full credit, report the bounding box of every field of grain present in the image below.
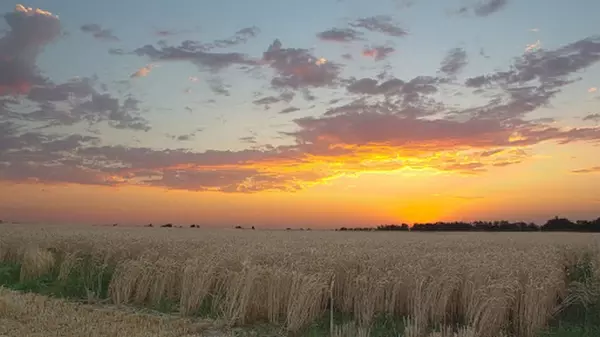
[1,224,600,337]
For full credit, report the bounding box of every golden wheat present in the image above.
[1,224,599,336]
[0,287,228,337]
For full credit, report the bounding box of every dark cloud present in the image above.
[350,16,408,37]
[9,78,151,131]
[253,91,294,108]
[133,41,257,71]
[288,112,515,150]
[466,36,600,89]
[347,78,404,95]
[316,28,363,42]
[279,107,300,114]
[288,111,600,153]
[572,166,600,174]
[583,113,600,123]
[344,76,440,111]
[0,5,61,96]
[473,0,509,17]
[462,36,600,122]
[0,122,103,185]
[457,0,508,17]
[263,39,342,89]
[440,48,468,75]
[204,26,259,49]
[239,136,257,144]
[80,23,119,41]
[169,130,201,141]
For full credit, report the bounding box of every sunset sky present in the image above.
[1,0,600,227]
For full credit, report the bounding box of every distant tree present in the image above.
[161,223,173,228]
[234,225,243,229]
[145,224,153,228]
[190,224,196,228]
[251,226,255,230]
[542,217,575,231]
[112,223,118,227]
[286,228,292,231]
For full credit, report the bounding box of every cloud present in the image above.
[350,15,408,37]
[572,166,600,174]
[207,77,231,96]
[168,129,201,141]
[2,96,600,192]
[525,40,541,53]
[7,77,151,131]
[346,78,404,95]
[465,36,600,91]
[479,148,504,157]
[239,136,257,144]
[253,91,295,108]
[468,0,509,17]
[0,4,61,96]
[80,23,119,41]
[108,48,126,55]
[316,28,363,42]
[262,39,342,89]
[279,106,300,114]
[203,26,260,49]
[3,8,600,194]
[130,64,155,78]
[589,87,598,93]
[343,76,440,111]
[0,122,109,185]
[362,46,395,61]
[583,113,600,123]
[440,48,468,75]
[133,41,257,71]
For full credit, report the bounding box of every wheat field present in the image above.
[1,224,599,337]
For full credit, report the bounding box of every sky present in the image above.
[0,0,600,227]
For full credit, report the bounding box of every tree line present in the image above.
[337,217,600,232]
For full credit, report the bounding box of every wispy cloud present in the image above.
[350,15,408,37]
[572,166,600,174]
[130,64,156,78]
[583,113,600,123]
[456,0,509,17]
[440,47,468,75]
[316,28,363,42]
[473,0,509,17]
[80,23,119,41]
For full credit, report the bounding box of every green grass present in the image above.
[540,253,600,337]
[0,258,114,300]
